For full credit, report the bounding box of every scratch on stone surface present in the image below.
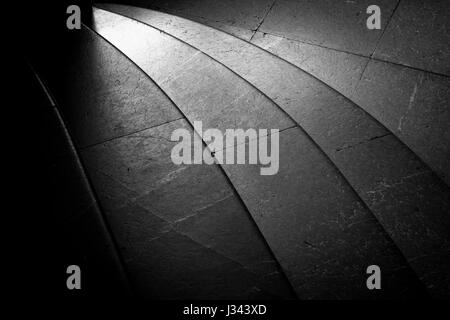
[335,133,391,152]
[398,73,424,132]
[158,165,189,184]
[159,51,202,85]
[173,192,234,224]
[366,170,430,203]
[80,117,184,150]
[407,251,444,264]
[143,133,175,144]
[347,218,375,229]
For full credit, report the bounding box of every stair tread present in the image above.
[94,5,450,297]
[28,26,294,299]
[92,7,430,298]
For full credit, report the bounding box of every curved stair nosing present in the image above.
[78,24,299,299]
[30,23,298,299]
[93,5,450,297]
[97,3,450,188]
[30,62,133,296]
[88,14,434,299]
[96,3,448,184]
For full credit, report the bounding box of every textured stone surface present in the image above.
[187,16,255,41]
[333,134,450,297]
[26,0,450,299]
[95,5,385,150]
[251,31,369,99]
[374,0,450,76]
[352,60,450,186]
[102,0,274,37]
[125,2,257,40]
[92,10,429,298]
[93,9,295,134]
[94,6,450,296]
[30,27,182,147]
[222,128,426,299]
[102,4,449,188]
[126,230,281,299]
[257,0,398,56]
[250,32,450,188]
[81,119,295,299]
[31,23,294,298]
[29,68,132,296]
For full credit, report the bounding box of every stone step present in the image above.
[26,25,296,299]
[93,5,450,297]
[91,7,430,298]
[24,61,132,296]
[250,32,450,188]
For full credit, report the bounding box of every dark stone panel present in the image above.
[223,128,426,299]
[81,119,296,299]
[105,201,285,299]
[374,0,450,76]
[126,230,281,299]
[49,155,97,225]
[81,120,232,223]
[352,60,450,186]
[333,134,450,297]
[258,0,398,56]
[26,73,132,296]
[59,203,132,295]
[173,195,294,298]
